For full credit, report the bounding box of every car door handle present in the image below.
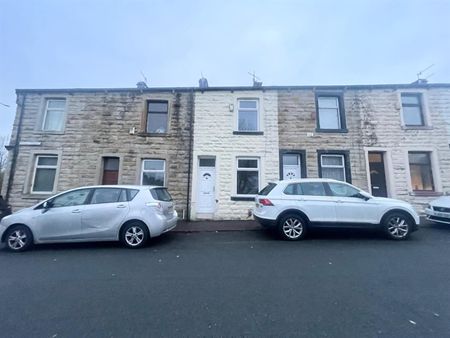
[336,200,343,203]
[117,204,127,208]
[72,209,81,213]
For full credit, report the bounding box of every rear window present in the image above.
[258,183,277,196]
[127,189,139,201]
[150,188,173,201]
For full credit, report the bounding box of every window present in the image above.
[259,183,277,196]
[32,155,58,193]
[42,99,66,131]
[102,157,119,185]
[320,154,346,182]
[150,188,173,201]
[147,101,168,133]
[408,152,434,191]
[316,95,345,131]
[236,158,259,195]
[284,183,302,195]
[401,93,424,126]
[91,188,125,204]
[328,182,360,198]
[141,159,165,186]
[237,99,259,132]
[51,189,91,208]
[300,182,326,196]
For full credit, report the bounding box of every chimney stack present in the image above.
[199,77,209,89]
[136,81,148,89]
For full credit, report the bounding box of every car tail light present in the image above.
[259,198,274,206]
[146,202,163,211]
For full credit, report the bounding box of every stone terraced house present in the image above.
[2,82,450,220]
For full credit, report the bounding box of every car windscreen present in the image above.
[258,183,277,196]
[150,188,173,201]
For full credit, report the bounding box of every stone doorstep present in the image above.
[173,220,261,233]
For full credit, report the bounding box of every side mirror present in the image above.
[43,201,53,209]
[356,192,371,201]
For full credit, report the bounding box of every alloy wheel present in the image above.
[7,229,28,250]
[282,217,304,239]
[124,226,145,246]
[387,216,409,239]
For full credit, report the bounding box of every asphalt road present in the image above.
[1,224,449,338]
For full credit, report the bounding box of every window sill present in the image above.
[21,193,54,199]
[233,131,264,135]
[401,126,433,130]
[409,191,443,197]
[137,132,169,137]
[231,196,255,201]
[39,131,65,135]
[315,128,348,133]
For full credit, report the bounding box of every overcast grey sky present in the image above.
[1,0,449,137]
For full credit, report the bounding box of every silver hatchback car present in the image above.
[0,185,178,252]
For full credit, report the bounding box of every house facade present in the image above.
[2,88,194,218]
[190,89,279,220]
[2,83,450,220]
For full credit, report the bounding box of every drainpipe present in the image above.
[185,89,194,221]
[5,93,26,204]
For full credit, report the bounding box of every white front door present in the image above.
[283,154,301,180]
[197,160,216,213]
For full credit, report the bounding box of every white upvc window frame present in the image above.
[42,98,67,132]
[236,157,260,196]
[141,159,166,186]
[31,155,59,194]
[320,154,346,181]
[236,98,260,132]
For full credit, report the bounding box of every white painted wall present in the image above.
[191,90,280,220]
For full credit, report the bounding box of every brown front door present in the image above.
[368,152,388,197]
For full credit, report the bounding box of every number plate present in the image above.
[435,211,449,218]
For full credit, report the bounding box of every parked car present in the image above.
[0,185,178,252]
[425,196,450,225]
[252,179,419,240]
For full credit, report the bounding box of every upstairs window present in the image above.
[42,99,66,131]
[316,95,346,131]
[147,101,168,133]
[401,93,424,126]
[237,99,259,132]
[32,155,58,193]
[141,159,165,186]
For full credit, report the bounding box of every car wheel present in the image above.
[5,225,33,252]
[121,222,149,248]
[383,212,411,240]
[278,214,307,241]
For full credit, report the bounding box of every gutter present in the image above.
[5,94,26,204]
[186,89,194,221]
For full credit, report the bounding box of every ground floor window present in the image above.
[141,159,165,186]
[319,154,346,182]
[236,158,259,195]
[408,152,434,191]
[32,155,58,193]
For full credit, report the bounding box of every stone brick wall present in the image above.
[191,90,279,220]
[3,90,194,217]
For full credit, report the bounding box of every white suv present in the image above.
[252,179,419,241]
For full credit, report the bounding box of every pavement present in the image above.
[0,221,449,337]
